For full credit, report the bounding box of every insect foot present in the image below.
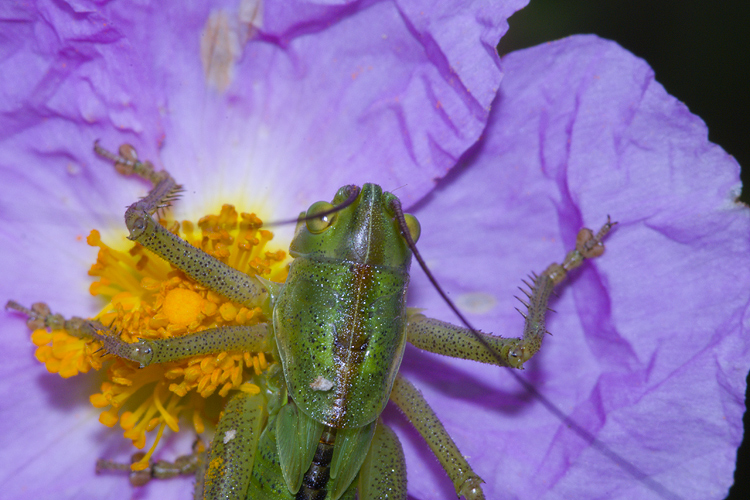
[95,142,270,309]
[96,437,207,486]
[509,217,616,366]
[404,215,614,375]
[6,300,107,377]
[6,300,102,338]
[543,216,616,285]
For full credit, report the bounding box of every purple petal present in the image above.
[400,35,749,499]
[0,1,525,499]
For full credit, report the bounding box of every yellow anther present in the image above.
[119,413,135,430]
[140,276,161,291]
[166,323,187,335]
[219,382,233,397]
[169,382,188,397]
[26,204,285,463]
[239,382,261,395]
[197,374,211,394]
[200,357,216,373]
[234,308,248,324]
[220,355,235,370]
[219,302,238,321]
[90,394,109,408]
[112,376,133,386]
[148,314,169,329]
[145,417,159,432]
[99,408,119,427]
[30,329,52,346]
[164,367,184,378]
[34,345,52,363]
[193,410,205,434]
[201,300,218,316]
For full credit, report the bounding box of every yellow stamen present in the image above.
[131,421,167,471]
[193,408,205,434]
[28,204,288,462]
[152,385,180,432]
[239,382,261,395]
[99,407,119,427]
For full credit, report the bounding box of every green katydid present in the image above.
[7,142,613,500]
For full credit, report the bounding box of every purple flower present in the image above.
[1,2,747,500]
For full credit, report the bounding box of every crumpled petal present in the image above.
[402,35,749,499]
[0,1,525,499]
[1,0,523,220]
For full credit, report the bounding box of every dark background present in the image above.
[495,1,749,498]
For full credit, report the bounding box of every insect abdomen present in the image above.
[296,426,336,500]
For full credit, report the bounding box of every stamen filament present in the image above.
[131,422,167,471]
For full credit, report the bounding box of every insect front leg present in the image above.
[407,219,615,369]
[7,299,272,368]
[94,142,268,308]
[95,323,271,368]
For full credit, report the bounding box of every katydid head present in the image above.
[289,184,420,269]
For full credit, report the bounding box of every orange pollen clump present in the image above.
[162,288,203,326]
[29,204,288,470]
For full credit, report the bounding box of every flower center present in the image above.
[163,288,203,326]
[30,205,287,471]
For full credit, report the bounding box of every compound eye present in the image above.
[305,201,336,233]
[403,213,421,243]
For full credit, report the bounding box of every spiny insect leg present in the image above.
[390,375,485,500]
[406,218,615,369]
[94,142,268,308]
[512,217,616,364]
[96,437,207,486]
